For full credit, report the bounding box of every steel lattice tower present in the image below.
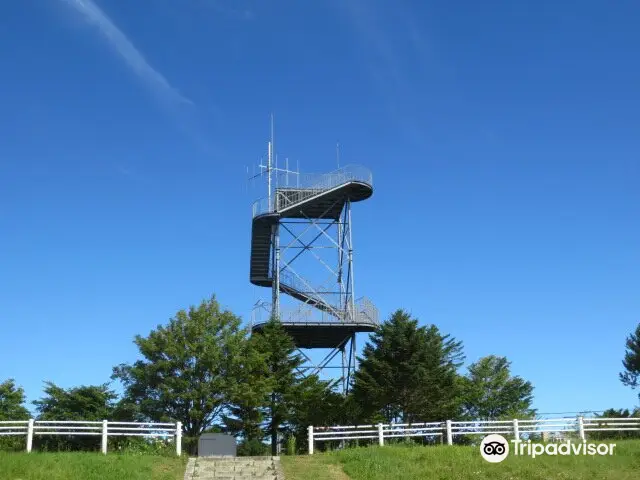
[249,123,378,392]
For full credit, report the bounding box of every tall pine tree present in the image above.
[251,317,305,455]
[353,309,464,423]
[620,323,640,394]
[223,334,271,455]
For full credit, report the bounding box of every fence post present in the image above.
[176,421,182,457]
[513,419,520,441]
[577,416,585,441]
[101,420,108,454]
[308,426,314,455]
[446,420,453,445]
[26,419,34,453]
[377,423,384,446]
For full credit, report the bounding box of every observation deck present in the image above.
[249,164,378,348]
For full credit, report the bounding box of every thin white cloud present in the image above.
[59,0,193,107]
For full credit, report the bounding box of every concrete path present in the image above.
[184,456,284,480]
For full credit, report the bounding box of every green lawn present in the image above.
[281,440,640,480]
[3,441,639,480]
[0,452,187,480]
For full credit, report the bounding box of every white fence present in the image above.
[307,417,640,454]
[0,419,182,455]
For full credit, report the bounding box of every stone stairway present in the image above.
[184,456,284,480]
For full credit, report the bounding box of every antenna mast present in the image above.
[267,114,274,208]
[249,113,300,206]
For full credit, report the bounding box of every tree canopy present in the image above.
[33,382,120,421]
[223,332,271,454]
[250,317,306,455]
[112,295,247,438]
[0,379,30,421]
[352,309,465,423]
[31,381,126,451]
[620,323,640,393]
[460,355,535,420]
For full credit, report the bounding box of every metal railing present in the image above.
[307,416,640,454]
[252,164,373,218]
[278,270,341,318]
[0,419,182,455]
[251,296,379,329]
[356,297,379,325]
[278,269,379,325]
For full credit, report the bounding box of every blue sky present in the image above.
[1,0,639,417]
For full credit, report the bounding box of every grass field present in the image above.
[2,441,639,479]
[0,452,188,480]
[280,440,640,480]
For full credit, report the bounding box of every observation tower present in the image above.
[249,121,379,392]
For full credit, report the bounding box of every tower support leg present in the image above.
[346,333,356,393]
[271,223,280,320]
[341,346,347,393]
[346,199,355,321]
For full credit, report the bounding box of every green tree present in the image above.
[0,379,31,451]
[251,317,305,455]
[32,382,122,451]
[461,355,535,420]
[620,323,640,394]
[223,334,271,455]
[590,408,640,440]
[352,309,465,424]
[33,382,119,420]
[0,379,30,420]
[288,375,343,453]
[112,295,247,442]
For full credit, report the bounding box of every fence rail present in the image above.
[0,419,182,455]
[307,417,640,454]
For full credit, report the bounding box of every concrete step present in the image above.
[200,468,274,476]
[188,456,283,480]
[209,476,277,480]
